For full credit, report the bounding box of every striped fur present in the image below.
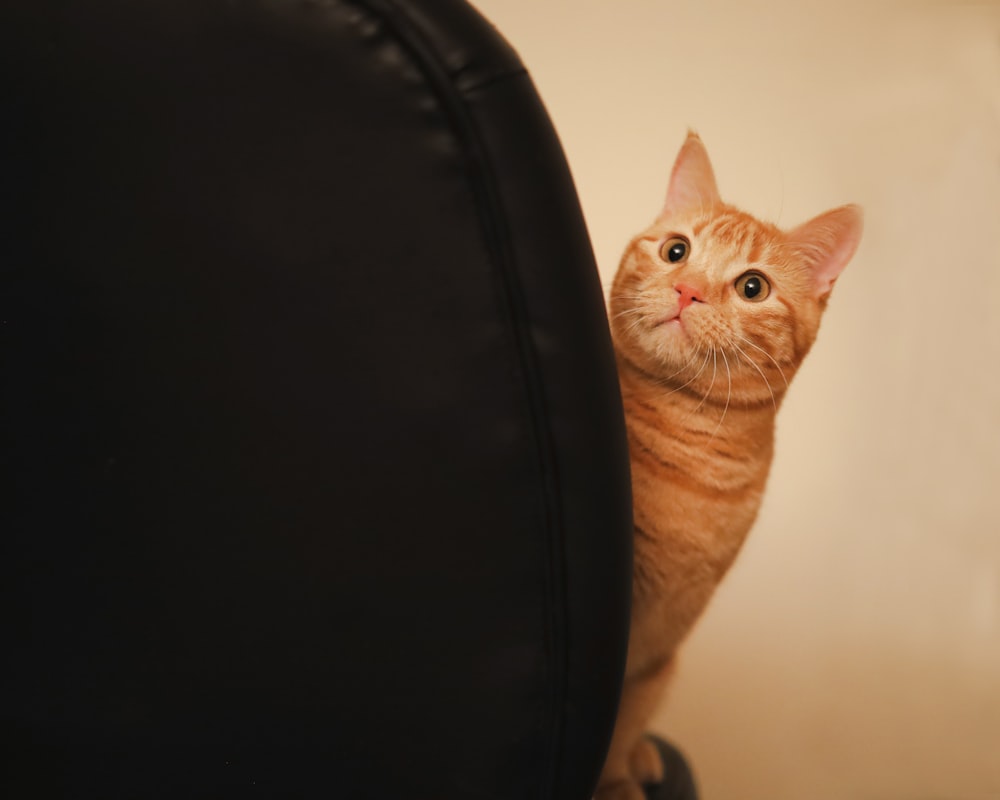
[597,133,862,800]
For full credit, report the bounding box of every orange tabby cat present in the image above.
[596,132,862,800]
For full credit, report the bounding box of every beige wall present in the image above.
[470,1,1000,797]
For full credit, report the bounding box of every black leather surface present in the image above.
[1,1,632,797]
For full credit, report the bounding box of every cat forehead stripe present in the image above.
[704,212,755,248]
[691,217,713,236]
[695,211,775,264]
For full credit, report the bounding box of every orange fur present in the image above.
[596,133,862,799]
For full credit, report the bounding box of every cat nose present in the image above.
[675,283,704,312]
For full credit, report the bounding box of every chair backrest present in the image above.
[1,1,632,797]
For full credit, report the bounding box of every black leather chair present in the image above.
[2,2,694,797]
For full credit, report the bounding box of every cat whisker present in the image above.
[663,346,712,396]
[737,335,789,390]
[708,348,733,442]
[610,306,649,322]
[612,307,654,340]
[607,291,650,305]
[609,291,649,299]
[691,346,717,416]
[729,338,778,412]
[649,344,702,388]
[622,322,643,341]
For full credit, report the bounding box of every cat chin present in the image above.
[658,319,707,356]
[637,341,693,377]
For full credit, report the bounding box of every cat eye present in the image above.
[735,271,771,302]
[659,236,690,264]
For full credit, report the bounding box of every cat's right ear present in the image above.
[788,204,864,301]
[659,131,721,220]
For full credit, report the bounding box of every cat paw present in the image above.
[628,735,665,785]
[593,778,648,800]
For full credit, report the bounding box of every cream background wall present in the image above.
[469,1,1000,798]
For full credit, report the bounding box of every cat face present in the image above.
[610,133,862,408]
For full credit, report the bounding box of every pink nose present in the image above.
[675,283,704,312]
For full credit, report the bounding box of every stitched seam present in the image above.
[353,2,568,797]
[455,65,528,94]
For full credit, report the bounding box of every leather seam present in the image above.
[455,65,529,95]
[352,2,569,797]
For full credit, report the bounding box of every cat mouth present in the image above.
[653,313,691,342]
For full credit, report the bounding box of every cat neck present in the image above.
[617,354,780,456]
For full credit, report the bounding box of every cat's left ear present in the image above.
[789,204,864,300]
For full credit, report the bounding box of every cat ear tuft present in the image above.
[659,131,722,220]
[789,204,863,301]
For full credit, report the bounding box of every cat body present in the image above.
[596,133,862,800]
